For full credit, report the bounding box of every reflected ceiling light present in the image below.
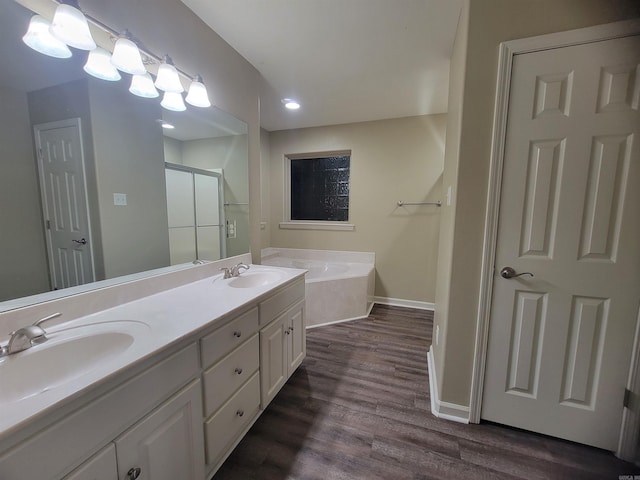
[49,2,96,51]
[161,122,175,129]
[185,75,211,108]
[83,47,121,81]
[282,98,300,110]
[111,31,146,75]
[22,15,72,58]
[155,55,184,93]
[161,91,186,111]
[129,72,159,98]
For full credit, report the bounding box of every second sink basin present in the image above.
[0,320,149,404]
[227,270,287,288]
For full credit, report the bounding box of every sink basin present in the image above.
[0,320,149,404]
[226,270,287,288]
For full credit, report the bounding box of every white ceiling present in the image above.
[180,0,463,131]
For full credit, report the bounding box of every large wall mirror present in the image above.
[0,0,249,312]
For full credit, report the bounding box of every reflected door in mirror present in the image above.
[35,118,95,289]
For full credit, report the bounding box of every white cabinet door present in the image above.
[63,444,118,480]
[260,314,288,408]
[287,301,306,375]
[115,380,205,480]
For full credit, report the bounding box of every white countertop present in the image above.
[0,265,305,442]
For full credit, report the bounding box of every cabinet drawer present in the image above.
[203,334,259,416]
[204,372,260,466]
[259,279,305,326]
[201,307,259,368]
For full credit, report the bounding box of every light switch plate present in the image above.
[113,193,127,206]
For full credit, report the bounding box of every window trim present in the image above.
[282,150,353,231]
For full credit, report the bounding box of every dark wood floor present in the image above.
[214,304,638,480]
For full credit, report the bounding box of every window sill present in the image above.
[278,221,355,231]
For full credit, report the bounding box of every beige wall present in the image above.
[0,87,50,300]
[267,114,446,303]
[436,0,640,407]
[433,0,469,394]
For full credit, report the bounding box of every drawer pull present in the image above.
[236,409,244,417]
[127,467,142,480]
[234,367,243,375]
[233,331,242,338]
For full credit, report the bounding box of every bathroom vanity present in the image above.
[0,258,305,480]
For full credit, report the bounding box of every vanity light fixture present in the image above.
[185,75,211,108]
[20,2,213,113]
[83,47,121,81]
[49,1,96,50]
[161,91,186,112]
[111,31,146,75]
[22,15,72,58]
[129,72,159,98]
[282,98,301,110]
[155,55,184,93]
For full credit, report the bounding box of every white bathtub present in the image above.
[261,248,375,328]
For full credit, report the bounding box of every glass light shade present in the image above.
[155,57,184,93]
[49,4,96,50]
[185,76,211,108]
[129,73,159,98]
[22,15,72,58]
[83,47,121,81]
[161,92,186,112]
[111,36,146,75]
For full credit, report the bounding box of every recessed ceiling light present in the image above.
[282,98,300,110]
[157,120,175,129]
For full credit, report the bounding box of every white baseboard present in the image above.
[427,346,470,423]
[373,296,435,311]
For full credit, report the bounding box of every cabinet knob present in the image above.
[234,367,243,375]
[233,331,242,338]
[285,328,291,335]
[236,409,244,417]
[127,467,142,480]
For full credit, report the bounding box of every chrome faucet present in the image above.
[0,312,61,357]
[220,262,250,279]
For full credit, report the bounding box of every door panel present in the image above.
[482,35,640,450]
[35,119,94,289]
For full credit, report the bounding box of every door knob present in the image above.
[127,467,141,480]
[72,238,87,245]
[500,266,533,279]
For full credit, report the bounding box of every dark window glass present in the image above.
[290,155,350,221]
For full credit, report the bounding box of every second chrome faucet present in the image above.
[220,262,250,279]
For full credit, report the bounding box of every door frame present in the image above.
[34,118,96,288]
[469,18,640,459]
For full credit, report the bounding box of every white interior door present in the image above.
[35,119,95,290]
[482,35,640,450]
